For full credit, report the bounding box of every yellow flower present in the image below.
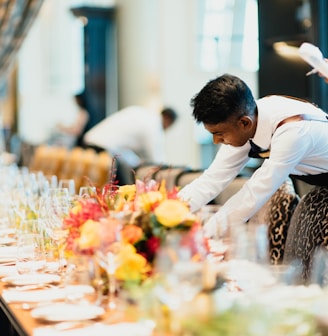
[116,244,150,281]
[137,191,163,212]
[154,199,194,227]
[114,184,137,211]
[78,219,101,250]
[71,203,82,215]
[122,224,144,244]
[118,184,136,202]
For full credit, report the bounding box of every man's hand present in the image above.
[203,214,219,238]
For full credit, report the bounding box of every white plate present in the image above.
[31,303,105,322]
[2,273,61,286]
[0,265,18,278]
[0,228,15,236]
[2,285,95,303]
[0,237,16,246]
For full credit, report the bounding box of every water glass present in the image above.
[59,179,76,196]
[16,232,46,274]
[78,186,97,199]
[64,256,103,305]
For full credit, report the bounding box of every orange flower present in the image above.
[122,224,144,244]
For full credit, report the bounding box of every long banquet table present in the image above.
[0,282,36,336]
[0,283,156,336]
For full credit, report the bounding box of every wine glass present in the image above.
[78,186,96,199]
[154,231,205,309]
[95,218,123,311]
[44,214,69,273]
[16,219,46,275]
[39,191,70,273]
[59,179,76,196]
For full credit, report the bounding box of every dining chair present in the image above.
[153,166,191,190]
[174,169,204,189]
[133,163,165,183]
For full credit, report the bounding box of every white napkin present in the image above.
[3,285,94,303]
[33,321,155,336]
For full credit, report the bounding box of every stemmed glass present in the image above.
[39,189,71,273]
[154,230,206,313]
[58,179,76,197]
[16,218,46,275]
[95,218,123,311]
[78,186,97,199]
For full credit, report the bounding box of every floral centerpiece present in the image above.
[62,170,208,284]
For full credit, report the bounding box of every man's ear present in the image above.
[239,116,253,128]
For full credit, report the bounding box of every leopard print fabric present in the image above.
[265,179,300,264]
[284,186,328,283]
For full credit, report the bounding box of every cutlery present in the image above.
[12,284,56,291]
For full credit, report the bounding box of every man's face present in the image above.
[204,116,254,147]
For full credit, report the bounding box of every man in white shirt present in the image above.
[83,105,177,167]
[178,74,328,238]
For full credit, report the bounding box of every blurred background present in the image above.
[0,0,327,170]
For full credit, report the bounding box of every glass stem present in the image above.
[107,271,117,310]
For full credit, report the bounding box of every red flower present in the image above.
[145,236,161,261]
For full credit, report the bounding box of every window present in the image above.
[197,0,258,72]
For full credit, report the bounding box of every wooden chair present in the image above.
[57,147,84,181]
[28,145,49,173]
[86,151,113,189]
[29,145,68,177]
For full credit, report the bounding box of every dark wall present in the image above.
[258,0,328,112]
[258,0,311,100]
[70,6,117,134]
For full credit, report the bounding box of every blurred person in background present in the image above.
[83,105,178,168]
[48,91,89,149]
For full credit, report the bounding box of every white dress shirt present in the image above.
[83,106,165,165]
[178,95,328,235]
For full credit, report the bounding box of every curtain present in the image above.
[0,0,44,86]
[0,0,44,157]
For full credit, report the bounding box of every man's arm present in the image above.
[178,142,250,212]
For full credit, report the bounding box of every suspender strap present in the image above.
[248,113,328,159]
[276,113,328,130]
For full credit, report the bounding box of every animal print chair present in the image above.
[284,186,328,283]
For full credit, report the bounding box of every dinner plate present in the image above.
[2,273,61,286]
[2,285,95,303]
[0,228,15,236]
[0,237,16,246]
[31,303,105,322]
[0,265,18,278]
